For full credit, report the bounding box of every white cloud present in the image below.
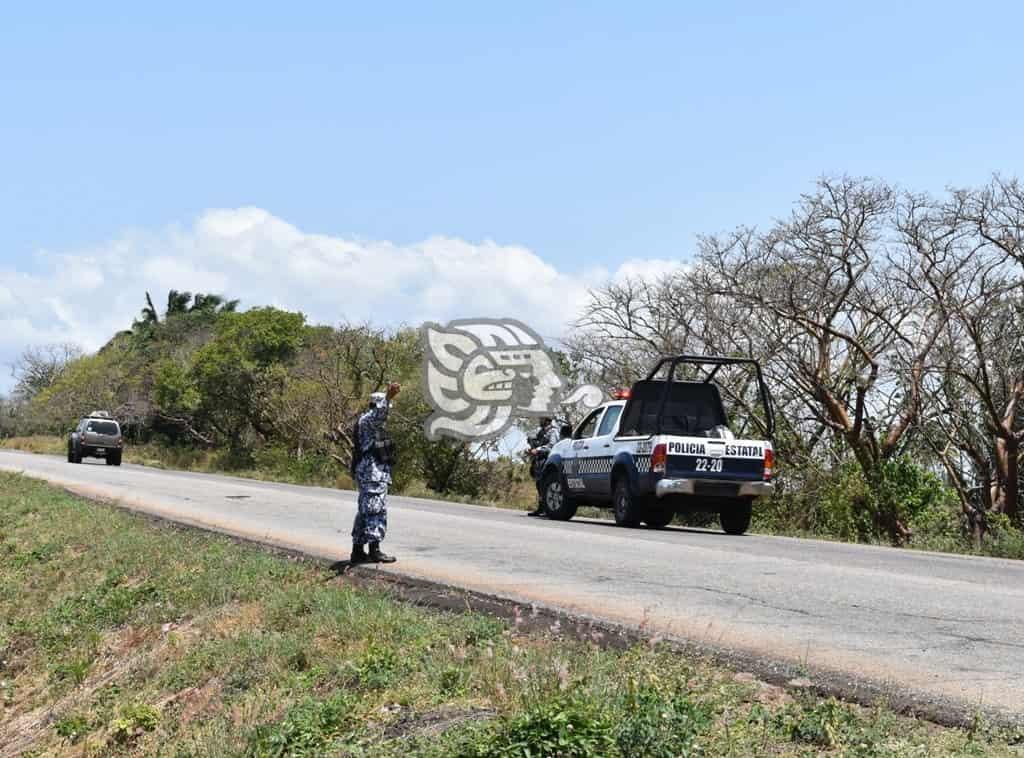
[0,208,686,391]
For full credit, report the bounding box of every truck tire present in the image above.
[613,477,643,528]
[643,504,675,529]
[720,499,753,535]
[106,451,122,466]
[541,469,577,521]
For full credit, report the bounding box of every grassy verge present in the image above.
[2,473,1022,756]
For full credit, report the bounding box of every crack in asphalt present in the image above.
[611,575,821,618]
[940,632,1024,651]
[688,584,819,618]
[848,603,1010,625]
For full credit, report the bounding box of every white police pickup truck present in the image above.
[538,355,775,535]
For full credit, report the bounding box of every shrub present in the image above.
[874,456,957,541]
[775,698,849,747]
[614,685,711,757]
[475,695,615,757]
[111,703,160,743]
[54,714,91,742]
[758,456,960,545]
[355,642,401,689]
[248,694,354,757]
[977,513,1024,560]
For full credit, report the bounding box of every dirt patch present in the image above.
[166,678,224,728]
[733,671,793,708]
[207,601,264,639]
[381,706,497,740]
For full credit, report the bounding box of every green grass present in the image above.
[2,473,1023,756]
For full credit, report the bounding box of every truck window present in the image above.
[597,405,622,437]
[87,421,120,435]
[574,409,604,439]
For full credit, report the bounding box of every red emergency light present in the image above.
[611,388,632,400]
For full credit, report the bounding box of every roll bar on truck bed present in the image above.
[641,354,776,440]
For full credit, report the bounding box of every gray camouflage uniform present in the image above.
[352,393,392,546]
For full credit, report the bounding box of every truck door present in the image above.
[564,408,604,496]
[585,404,623,497]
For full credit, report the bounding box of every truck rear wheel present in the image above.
[613,478,643,528]
[541,469,577,521]
[720,499,753,535]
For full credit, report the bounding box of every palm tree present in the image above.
[128,290,240,338]
[189,293,239,314]
[189,293,216,313]
[140,292,160,325]
[128,291,161,333]
[166,290,193,317]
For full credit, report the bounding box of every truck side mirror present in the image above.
[560,424,573,439]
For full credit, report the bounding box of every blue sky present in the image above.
[1,2,1023,388]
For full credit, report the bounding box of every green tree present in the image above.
[29,350,133,433]
[191,308,306,452]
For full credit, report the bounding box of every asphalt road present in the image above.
[3,450,1022,722]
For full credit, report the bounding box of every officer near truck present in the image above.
[525,416,561,517]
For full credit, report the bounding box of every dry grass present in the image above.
[0,435,64,456]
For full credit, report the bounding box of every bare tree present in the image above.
[957,175,1024,271]
[574,177,951,540]
[273,324,414,466]
[699,179,942,497]
[571,267,811,457]
[902,188,1024,530]
[11,343,83,400]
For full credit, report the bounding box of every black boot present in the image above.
[350,543,368,563]
[367,542,396,563]
[527,497,546,517]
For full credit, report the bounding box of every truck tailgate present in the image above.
[663,439,766,481]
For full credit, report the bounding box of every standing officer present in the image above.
[526,417,561,517]
[351,381,401,563]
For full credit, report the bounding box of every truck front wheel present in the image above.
[613,478,643,528]
[720,498,753,535]
[542,470,577,521]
